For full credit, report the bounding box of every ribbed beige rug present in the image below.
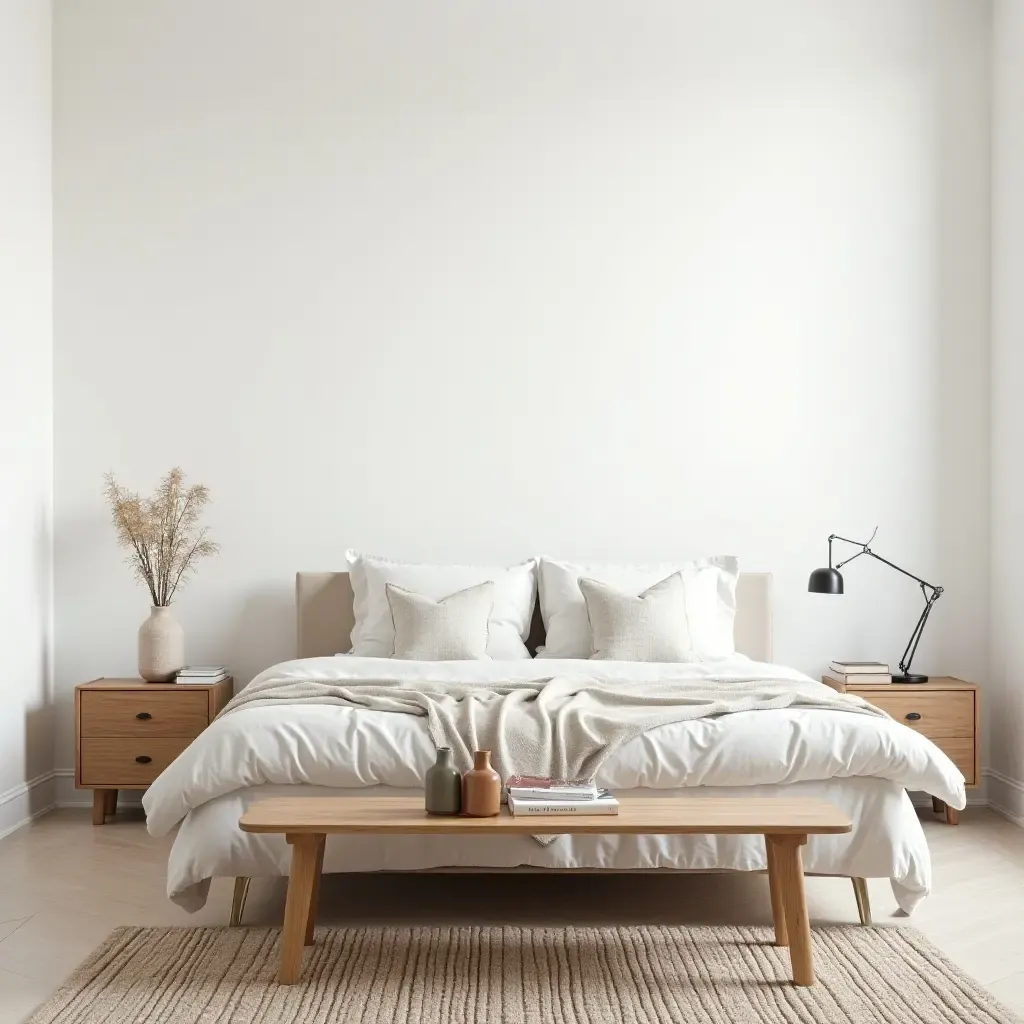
[27,924,1017,1023]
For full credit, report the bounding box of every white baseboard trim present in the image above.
[984,768,1024,828]
[54,768,89,808]
[0,771,57,840]
[53,769,142,809]
[53,768,83,807]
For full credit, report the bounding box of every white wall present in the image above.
[52,1,991,798]
[989,0,1024,823]
[0,0,54,834]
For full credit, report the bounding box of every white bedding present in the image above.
[144,656,966,914]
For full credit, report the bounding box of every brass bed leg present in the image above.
[230,876,251,927]
[852,877,871,926]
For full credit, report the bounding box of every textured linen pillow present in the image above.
[537,556,738,660]
[579,573,694,662]
[346,551,536,659]
[386,581,494,661]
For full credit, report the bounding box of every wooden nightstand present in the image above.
[821,676,979,825]
[75,676,233,824]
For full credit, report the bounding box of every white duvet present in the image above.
[144,656,966,914]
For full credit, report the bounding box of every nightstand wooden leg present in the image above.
[230,877,251,927]
[278,833,324,984]
[765,839,788,946]
[104,789,118,818]
[92,790,108,825]
[945,805,960,825]
[852,878,871,925]
[767,834,814,986]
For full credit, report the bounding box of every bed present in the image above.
[143,570,966,923]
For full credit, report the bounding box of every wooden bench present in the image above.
[239,795,852,986]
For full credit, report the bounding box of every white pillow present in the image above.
[386,582,494,661]
[537,556,738,660]
[579,572,694,662]
[347,551,536,659]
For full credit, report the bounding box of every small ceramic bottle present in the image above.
[462,750,501,817]
[425,747,462,815]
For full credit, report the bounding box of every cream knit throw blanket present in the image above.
[221,673,883,790]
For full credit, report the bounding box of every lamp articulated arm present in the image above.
[824,529,943,680]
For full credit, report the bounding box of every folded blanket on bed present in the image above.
[219,673,885,805]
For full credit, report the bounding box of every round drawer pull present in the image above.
[135,755,152,764]
[905,712,922,721]
[136,712,152,720]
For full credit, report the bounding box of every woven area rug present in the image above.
[28,924,1018,1024]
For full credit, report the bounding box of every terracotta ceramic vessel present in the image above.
[425,747,462,815]
[138,605,184,682]
[462,750,501,817]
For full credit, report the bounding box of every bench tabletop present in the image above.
[239,795,852,836]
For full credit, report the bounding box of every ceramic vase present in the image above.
[462,750,501,817]
[425,747,462,815]
[138,605,185,682]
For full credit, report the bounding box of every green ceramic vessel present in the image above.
[425,747,462,815]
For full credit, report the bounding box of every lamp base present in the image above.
[893,674,928,684]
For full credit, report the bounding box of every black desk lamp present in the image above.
[808,528,943,683]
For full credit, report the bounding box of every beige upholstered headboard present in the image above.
[295,571,773,663]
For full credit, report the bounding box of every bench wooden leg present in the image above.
[304,837,325,945]
[767,834,814,986]
[932,797,945,814]
[765,840,788,946]
[279,833,324,984]
[851,877,871,925]
[230,877,251,927]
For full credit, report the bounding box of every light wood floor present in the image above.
[1,806,1023,1022]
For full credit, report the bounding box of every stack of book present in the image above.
[825,661,892,686]
[506,776,619,816]
[175,665,229,684]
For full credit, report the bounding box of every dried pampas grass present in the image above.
[104,467,219,606]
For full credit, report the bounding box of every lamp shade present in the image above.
[808,567,844,594]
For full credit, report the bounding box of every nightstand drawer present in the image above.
[81,690,209,738]
[80,737,193,786]
[937,737,977,785]
[855,691,974,738]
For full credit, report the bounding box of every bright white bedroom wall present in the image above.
[989,0,1024,824]
[52,0,991,802]
[0,0,54,834]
